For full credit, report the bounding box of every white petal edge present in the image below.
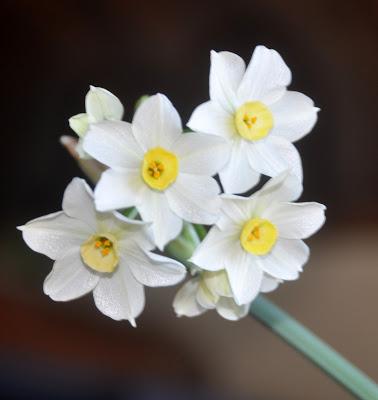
[44,246,100,301]
[216,297,249,321]
[86,86,124,122]
[210,50,246,113]
[187,101,236,140]
[173,278,206,318]
[219,139,261,194]
[124,243,186,287]
[94,169,144,212]
[132,93,182,152]
[166,173,221,225]
[93,261,145,326]
[174,132,230,176]
[237,45,291,104]
[83,121,142,169]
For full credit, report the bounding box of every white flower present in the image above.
[188,45,319,194]
[69,86,124,158]
[173,269,280,321]
[18,178,186,326]
[83,93,230,250]
[190,172,326,305]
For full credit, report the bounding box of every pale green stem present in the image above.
[167,223,378,400]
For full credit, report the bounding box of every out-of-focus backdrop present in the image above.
[1,0,377,399]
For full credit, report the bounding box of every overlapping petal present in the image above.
[173,278,206,317]
[85,86,124,122]
[44,247,100,301]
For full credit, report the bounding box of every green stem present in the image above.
[250,296,378,400]
[165,223,378,399]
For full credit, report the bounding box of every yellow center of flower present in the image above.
[234,101,273,141]
[142,147,179,191]
[240,217,278,255]
[80,233,119,273]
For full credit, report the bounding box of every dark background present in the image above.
[1,1,377,399]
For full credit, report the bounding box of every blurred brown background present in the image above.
[1,0,377,399]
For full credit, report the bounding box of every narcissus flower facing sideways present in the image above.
[188,45,319,194]
[190,172,326,305]
[83,93,230,250]
[18,178,186,326]
[69,86,124,158]
[173,269,280,321]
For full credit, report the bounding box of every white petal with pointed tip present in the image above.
[94,169,144,211]
[174,132,230,176]
[86,86,124,122]
[173,278,206,317]
[210,50,246,113]
[93,262,145,326]
[219,140,260,194]
[237,45,291,103]
[257,239,309,280]
[187,101,236,139]
[69,113,89,137]
[247,136,302,180]
[19,211,91,260]
[166,173,221,225]
[190,226,240,272]
[265,202,326,239]
[125,243,186,287]
[132,94,182,151]
[62,178,97,231]
[83,121,142,169]
[270,91,318,142]
[137,190,183,251]
[44,247,100,301]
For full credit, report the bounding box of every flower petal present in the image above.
[219,140,261,194]
[62,178,97,231]
[94,169,144,211]
[44,246,99,301]
[124,243,186,287]
[174,132,230,176]
[165,173,221,224]
[93,261,145,326]
[264,202,326,239]
[270,91,319,142]
[18,211,90,260]
[187,101,236,139]
[190,226,240,272]
[226,250,263,305]
[210,50,246,113]
[83,121,142,169]
[132,93,182,151]
[69,113,89,137]
[260,274,281,293]
[216,297,249,321]
[85,86,124,122]
[237,45,291,103]
[247,136,302,180]
[137,190,183,251]
[173,278,206,317]
[256,239,309,280]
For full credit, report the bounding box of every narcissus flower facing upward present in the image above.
[190,172,326,305]
[69,86,124,158]
[173,269,280,321]
[83,93,230,250]
[18,178,186,326]
[188,45,319,194]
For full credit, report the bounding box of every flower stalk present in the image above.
[167,223,378,400]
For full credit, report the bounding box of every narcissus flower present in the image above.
[173,269,280,321]
[83,93,230,250]
[190,172,326,305]
[188,45,319,194]
[18,178,186,326]
[69,86,124,158]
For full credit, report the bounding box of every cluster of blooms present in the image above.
[19,45,325,326]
